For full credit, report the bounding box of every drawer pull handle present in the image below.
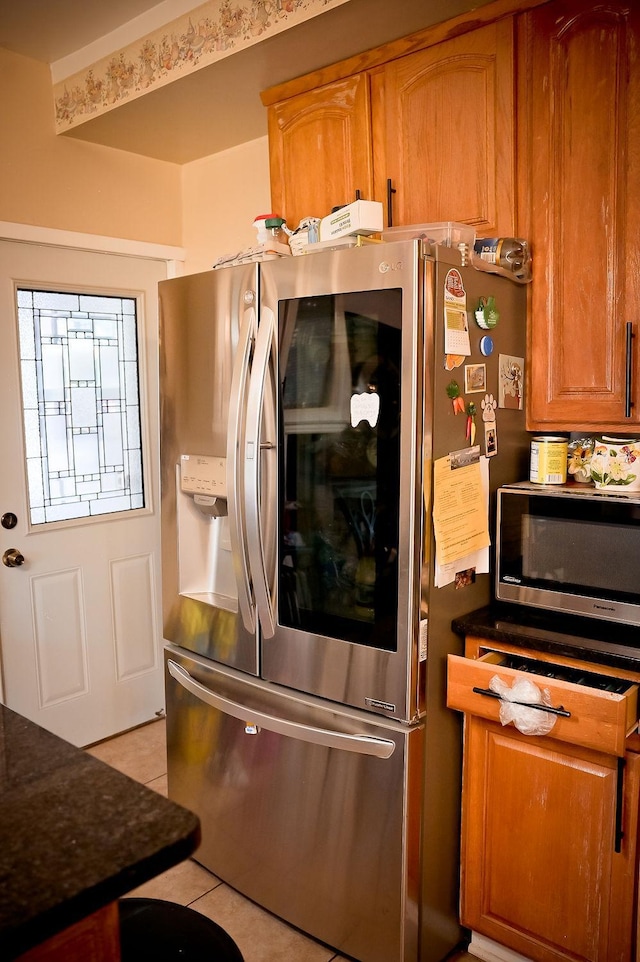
[472,686,571,718]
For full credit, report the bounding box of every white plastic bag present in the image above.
[489,674,557,736]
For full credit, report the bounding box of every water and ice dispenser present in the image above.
[176,454,237,610]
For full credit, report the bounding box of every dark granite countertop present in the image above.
[0,705,200,960]
[452,604,640,673]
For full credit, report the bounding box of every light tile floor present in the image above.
[87,718,476,962]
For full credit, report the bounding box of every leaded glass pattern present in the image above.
[16,288,146,525]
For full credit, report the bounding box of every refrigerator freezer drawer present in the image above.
[165,647,423,962]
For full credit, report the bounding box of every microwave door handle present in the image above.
[244,305,277,639]
[167,660,396,758]
[227,307,256,634]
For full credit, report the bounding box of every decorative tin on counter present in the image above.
[590,437,640,490]
[567,438,595,483]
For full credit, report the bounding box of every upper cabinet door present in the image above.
[522,0,640,430]
[267,74,373,231]
[371,19,515,234]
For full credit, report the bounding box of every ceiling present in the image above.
[0,0,497,163]
[0,0,166,63]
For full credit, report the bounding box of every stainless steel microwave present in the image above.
[495,482,640,626]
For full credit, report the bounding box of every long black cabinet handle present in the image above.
[615,756,626,853]
[472,686,571,717]
[625,321,634,418]
[386,178,396,226]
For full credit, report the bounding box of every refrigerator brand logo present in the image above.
[365,697,396,713]
[378,259,404,273]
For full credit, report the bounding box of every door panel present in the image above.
[0,240,167,746]
[158,265,260,675]
[258,245,425,723]
[165,646,420,962]
[373,19,515,233]
[267,74,373,230]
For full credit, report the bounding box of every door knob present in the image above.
[3,548,25,568]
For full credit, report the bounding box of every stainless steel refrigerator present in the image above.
[159,239,529,962]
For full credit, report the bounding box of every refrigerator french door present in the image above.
[159,263,261,675]
[165,645,423,962]
[262,255,423,723]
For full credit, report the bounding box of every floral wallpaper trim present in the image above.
[54,0,348,133]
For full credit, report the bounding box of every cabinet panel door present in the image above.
[267,74,373,230]
[373,19,515,233]
[522,1,640,429]
[461,716,639,962]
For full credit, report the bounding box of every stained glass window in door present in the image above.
[16,288,145,524]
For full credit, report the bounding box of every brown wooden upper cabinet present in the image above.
[370,19,515,235]
[267,74,373,232]
[520,0,640,431]
[264,0,640,433]
[264,18,515,236]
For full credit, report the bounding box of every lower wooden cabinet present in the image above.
[448,644,640,962]
[461,715,639,962]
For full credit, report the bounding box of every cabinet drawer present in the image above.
[447,651,638,756]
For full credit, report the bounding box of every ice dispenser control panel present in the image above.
[180,454,227,499]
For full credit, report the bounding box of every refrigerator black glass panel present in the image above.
[278,290,402,650]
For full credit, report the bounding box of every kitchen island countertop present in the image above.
[452,604,640,673]
[0,705,200,960]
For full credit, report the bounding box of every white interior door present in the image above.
[0,240,168,746]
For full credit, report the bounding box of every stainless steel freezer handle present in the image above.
[244,305,277,639]
[226,307,256,634]
[167,660,396,758]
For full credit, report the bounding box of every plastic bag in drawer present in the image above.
[489,675,557,736]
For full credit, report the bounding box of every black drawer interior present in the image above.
[499,653,633,695]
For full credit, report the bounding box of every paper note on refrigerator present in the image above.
[443,268,471,356]
[432,452,490,568]
[434,456,490,587]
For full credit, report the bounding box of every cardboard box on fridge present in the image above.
[319,201,383,241]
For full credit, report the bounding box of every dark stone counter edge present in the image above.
[7,831,200,960]
[0,706,201,961]
[452,604,640,673]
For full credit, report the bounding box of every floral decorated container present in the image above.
[567,438,595,483]
[589,436,640,490]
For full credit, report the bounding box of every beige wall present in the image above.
[0,48,182,246]
[181,138,272,274]
[0,47,273,265]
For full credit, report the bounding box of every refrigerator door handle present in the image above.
[227,307,256,633]
[244,305,277,639]
[167,660,396,758]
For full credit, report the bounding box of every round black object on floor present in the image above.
[119,897,244,961]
